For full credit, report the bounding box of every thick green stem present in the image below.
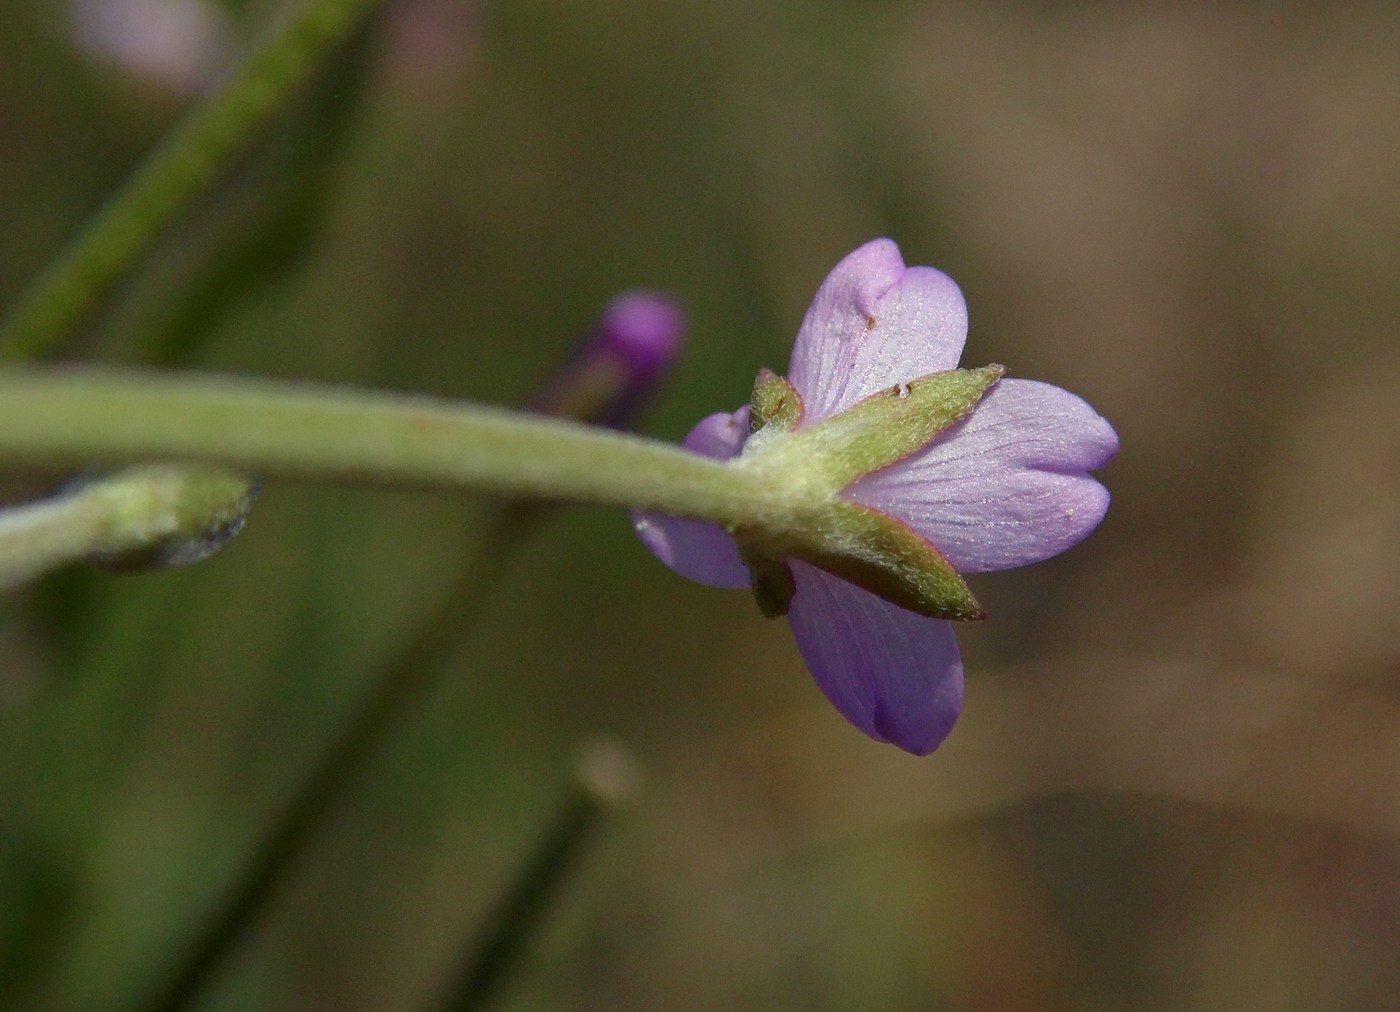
[0,0,386,361]
[0,370,769,525]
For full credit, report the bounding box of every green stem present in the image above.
[0,494,105,590]
[0,0,386,361]
[0,369,767,525]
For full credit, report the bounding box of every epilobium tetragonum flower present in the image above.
[634,239,1117,755]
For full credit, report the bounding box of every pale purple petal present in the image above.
[788,239,968,425]
[849,379,1118,573]
[633,409,750,588]
[786,561,964,755]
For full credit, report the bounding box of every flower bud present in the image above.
[531,292,686,429]
[87,464,259,571]
[0,464,257,590]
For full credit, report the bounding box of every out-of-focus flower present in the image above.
[635,239,1117,755]
[531,292,686,429]
[69,0,234,94]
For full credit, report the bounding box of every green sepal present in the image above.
[734,498,981,621]
[748,368,803,435]
[733,365,1001,621]
[768,365,1004,488]
[732,365,1003,620]
[781,500,983,621]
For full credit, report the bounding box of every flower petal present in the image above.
[633,409,751,588]
[788,239,968,425]
[786,561,964,755]
[849,379,1118,573]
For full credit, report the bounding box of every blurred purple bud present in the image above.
[532,292,686,429]
[69,0,234,94]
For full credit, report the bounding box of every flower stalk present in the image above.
[0,368,768,524]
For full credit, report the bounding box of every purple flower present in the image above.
[532,292,687,429]
[635,239,1117,755]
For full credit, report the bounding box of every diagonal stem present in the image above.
[0,0,387,361]
[149,505,529,1012]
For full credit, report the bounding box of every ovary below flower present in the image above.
[635,239,1118,755]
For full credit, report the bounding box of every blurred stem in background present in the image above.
[0,0,387,362]
[147,295,683,1010]
[437,739,641,1012]
[150,502,528,1012]
[122,1,384,367]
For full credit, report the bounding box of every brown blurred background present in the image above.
[3,0,1399,1008]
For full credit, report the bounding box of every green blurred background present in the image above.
[4,0,1400,1008]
